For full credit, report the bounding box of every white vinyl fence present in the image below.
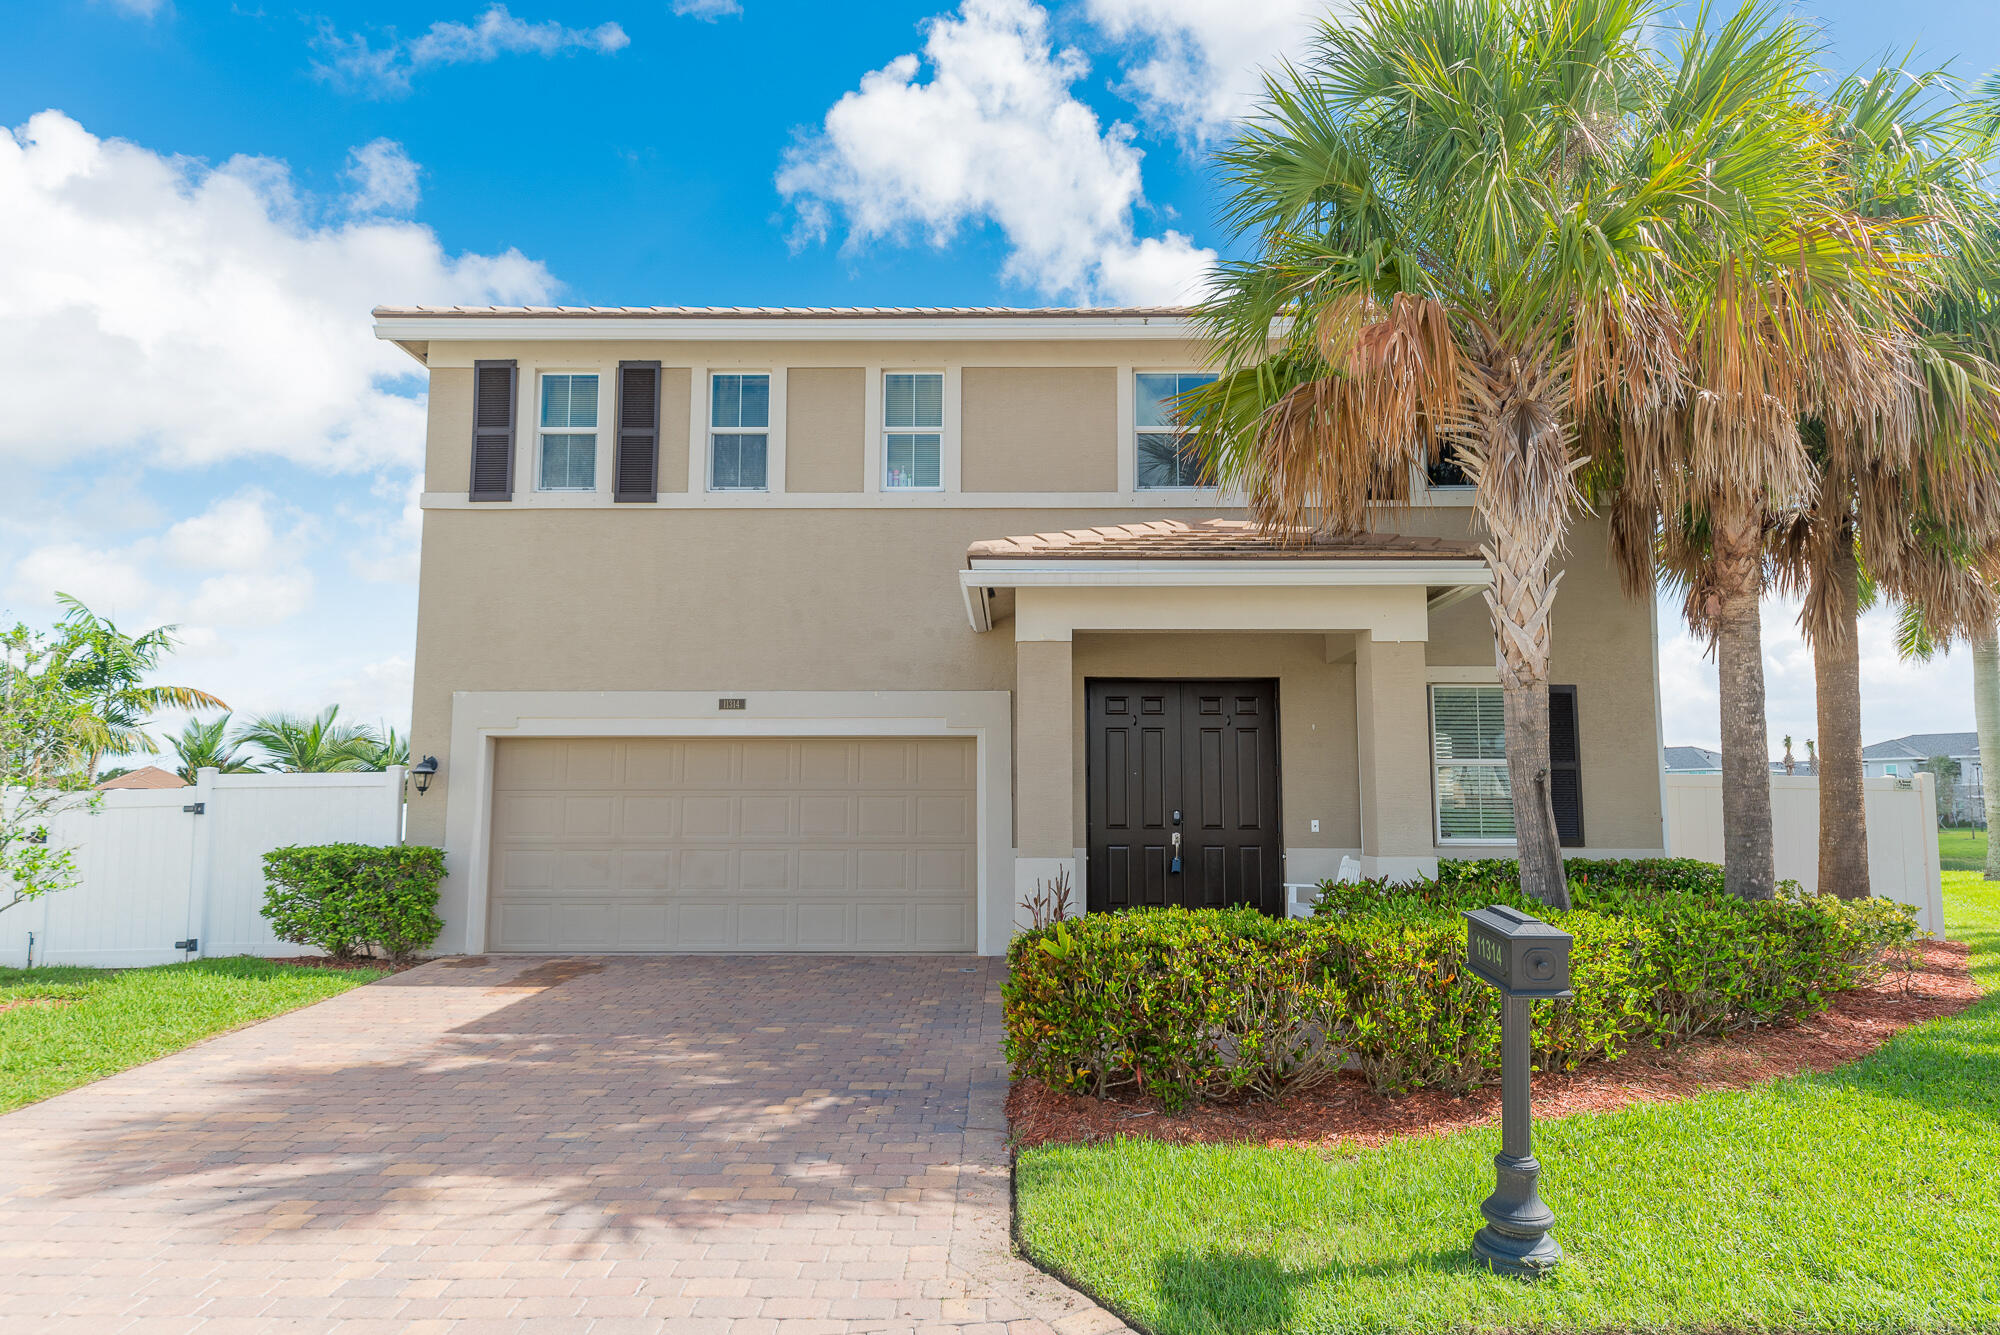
[0,768,405,969]
[1665,772,1945,935]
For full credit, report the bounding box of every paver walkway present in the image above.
[0,955,1129,1334]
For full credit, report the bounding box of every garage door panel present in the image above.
[739,795,792,835]
[563,741,620,787]
[489,738,975,952]
[796,903,850,948]
[682,796,735,837]
[621,796,677,837]
[683,741,735,784]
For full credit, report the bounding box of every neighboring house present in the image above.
[1865,732,1982,825]
[1664,745,1722,775]
[374,305,1669,957]
[1863,732,1979,784]
[95,766,188,791]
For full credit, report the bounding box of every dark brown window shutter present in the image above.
[469,360,517,501]
[614,360,661,503]
[1548,685,1584,847]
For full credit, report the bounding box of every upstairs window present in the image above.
[538,372,598,491]
[1427,441,1474,489]
[1135,372,1217,489]
[883,372,943,490]
[709,372,770,491]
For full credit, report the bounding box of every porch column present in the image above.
[1354,633,1436,880]
[1014,636,1078,923]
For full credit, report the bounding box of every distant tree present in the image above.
[234,706,381,773]
[0,622,100,916]
[53,594,226,779]
[167,714,262,784]
[1920,754,1963,826]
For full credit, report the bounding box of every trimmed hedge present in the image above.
[261,843,446,963]
[1003,859,1915,1110]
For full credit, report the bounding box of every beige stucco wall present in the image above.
[404,336,1664,878]
[785,366,863,492]
[658,367,692,494]
[959,367,1118,492]
[425,367,473,494]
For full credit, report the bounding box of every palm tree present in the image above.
[53,594,227,779]
[363,726,411,771]
[233,706,382,773]
[1189,0,1809,907]
[1607,14,1935,901]
[166,714,261,784]
[1748,69,2000,899]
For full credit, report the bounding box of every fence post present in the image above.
[185,767,220,959]
[385,765,408,844]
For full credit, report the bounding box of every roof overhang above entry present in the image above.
[959,561,1492,633]
[959,521,1491,635]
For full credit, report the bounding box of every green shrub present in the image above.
[260,843,446,963]
[1003,858,1917,1111]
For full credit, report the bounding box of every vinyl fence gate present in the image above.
[0,768,406,968]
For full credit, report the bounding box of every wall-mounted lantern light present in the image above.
[412,756,439,796]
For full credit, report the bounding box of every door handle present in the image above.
[1170,831,1182,874]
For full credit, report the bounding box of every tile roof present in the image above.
[97,765,189,790]
[966,519,1483,562]
[1863,731,1978,760]
[372,304,1193,319]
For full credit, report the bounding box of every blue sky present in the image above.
[2,0,1996,760]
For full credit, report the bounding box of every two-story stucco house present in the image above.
[374,305,1669,957]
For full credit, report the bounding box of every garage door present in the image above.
[487,737,977,952]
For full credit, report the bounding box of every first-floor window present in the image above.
[883,371,943,489]
[1135,371,1217,488]
[1431,684,1514,842]
[538,372,598,490]
[710,372,770,490]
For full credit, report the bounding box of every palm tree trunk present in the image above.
[1712,501,1777,901]
[1973,623,2000,880]
[1814,537,1868,899]
[1485,524,1570,912]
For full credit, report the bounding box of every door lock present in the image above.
[1170,830,1182,874]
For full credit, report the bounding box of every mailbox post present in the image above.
[1463,904,1573,1277]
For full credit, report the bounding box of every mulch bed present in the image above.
[1008,938,1982,1151]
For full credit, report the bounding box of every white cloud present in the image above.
[1082,0,1322,142]
[777,0,1215,304]
[344,138,421,215]
[0,110,552,474]
[311,4,630,97]
[8,491,313,632]
[1655,593,1975,758]
[672,0,742,18]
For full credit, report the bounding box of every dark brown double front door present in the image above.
[1084,679,1283,915]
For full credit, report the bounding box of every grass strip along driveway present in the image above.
[0,957,385,1113]
[1015,873,2000,1335]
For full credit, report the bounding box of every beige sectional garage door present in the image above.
[487,738,977,952]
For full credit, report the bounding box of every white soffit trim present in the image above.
[375,314,1205,343]
[957,561,1493,631]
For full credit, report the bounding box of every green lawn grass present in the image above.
[0,956,386,1113]
[1939,826,1988,872]
[1014,871,2000,1334]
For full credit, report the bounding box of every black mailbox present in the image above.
[1463,905,1573,999]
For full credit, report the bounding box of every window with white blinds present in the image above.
[538,372,599,491]
[883,372,943,489]
[1430,684,1514,842]
[709,372,770,491]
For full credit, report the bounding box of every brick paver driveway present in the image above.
[0,955,1128,1335]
